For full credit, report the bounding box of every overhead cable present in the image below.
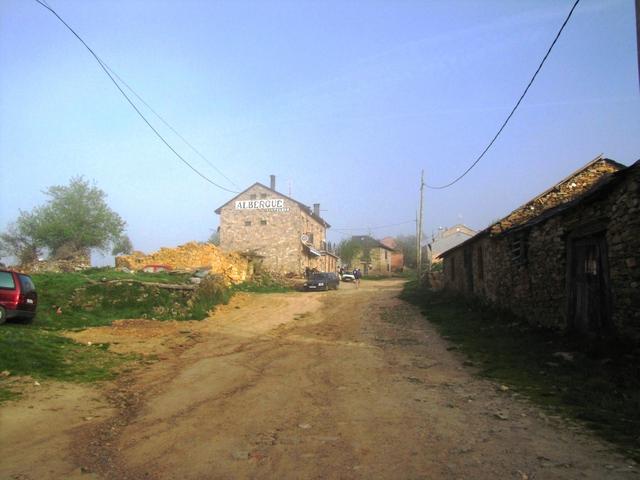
[332,219,416,232]
[98,59,240,190]
[33,0,239,194]
[426,0,581,190]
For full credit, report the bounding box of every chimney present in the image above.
[270,174,276,190]
[313,203,320,217]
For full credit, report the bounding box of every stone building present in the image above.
[428,224,476,263]
[441,156,640,342]
[349,235,395,275]
[381,237,405,272]
[215,176,337,275]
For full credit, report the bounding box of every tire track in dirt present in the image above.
[4,281,637,479]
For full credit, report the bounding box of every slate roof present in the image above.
[439,156,631,257]
[351,235,396,251]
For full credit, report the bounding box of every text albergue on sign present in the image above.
[235,199,289,212]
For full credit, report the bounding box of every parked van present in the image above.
[0,269,37,323]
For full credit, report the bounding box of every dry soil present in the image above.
[1,279,637,479]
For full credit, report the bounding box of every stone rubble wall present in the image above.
[443,162,640,342]
[115,242,250,285]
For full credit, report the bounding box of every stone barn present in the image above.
[441,156,640,342]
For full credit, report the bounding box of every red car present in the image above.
[0,269,37,324]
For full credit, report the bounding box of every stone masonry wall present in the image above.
[219,184,327,275]
[444,164,640,341]
[605,166,640,339]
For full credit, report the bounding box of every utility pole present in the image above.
[415,210,419,278]
[636,0,640,90]
[417,170,425,284]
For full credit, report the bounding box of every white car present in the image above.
[340,272,355,282]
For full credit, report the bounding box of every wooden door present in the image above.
[568,234,611,335]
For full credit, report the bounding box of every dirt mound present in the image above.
[115,242,250,284]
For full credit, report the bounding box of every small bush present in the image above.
[188,275,232,319]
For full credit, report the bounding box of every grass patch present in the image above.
[0,324,132,382]
[0,322,136,402]
[232,276,293,294]
[401,281,640,461]
[29,269,238,330]
[1,268,292,401]
[0,386,19,402]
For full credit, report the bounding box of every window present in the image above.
[19,275,35,293]
[260,219,267,226]
[260,193,267,199]
[244,220,252,227]
[250,194,257,200]
[384,250,388,259]
[0,271,15,289]
[510,232,528,264]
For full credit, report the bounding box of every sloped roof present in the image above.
[439,156,629,257]
[214,182,331,228]
[508,159,639,234]
[351,235,396,251]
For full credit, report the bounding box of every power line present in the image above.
[33,0,240,194]
[98,59,240,190]
[426,0,581,190]
[333,219,416,232]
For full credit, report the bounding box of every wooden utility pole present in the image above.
[417,170,425,284]
[415,210,419,278]
[636,0,640,89]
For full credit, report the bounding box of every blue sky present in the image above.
[1,0,638,263]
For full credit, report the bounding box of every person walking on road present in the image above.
[353,268,361,288]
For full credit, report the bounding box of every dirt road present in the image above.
[1,279,637,479]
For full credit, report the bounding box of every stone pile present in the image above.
[115,242,250,285]
[23,258,91,273]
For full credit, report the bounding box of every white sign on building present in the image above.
[235,199,289,212]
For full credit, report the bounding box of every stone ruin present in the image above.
[115,242,251,285]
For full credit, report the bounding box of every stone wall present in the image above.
[218,184,327,275]
[351,246,392,275]
[115,242,250,285]
[443,162,640,341]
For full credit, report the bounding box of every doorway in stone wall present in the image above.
[567,232,612,335]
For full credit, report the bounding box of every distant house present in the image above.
[440,156,640,342]
[428,224,476,263]
[215,175,338,275]
[380,237,405,272]
[349,235,395,275]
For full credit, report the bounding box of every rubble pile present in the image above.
[115,242,250,285]
[23,258,91,273]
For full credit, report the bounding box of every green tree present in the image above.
[207,230,220,246]
[395,235,418,269]
[336,238,361,266]
[1,177,126,264]
[0,212,42,265]
[111,234,134,256]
